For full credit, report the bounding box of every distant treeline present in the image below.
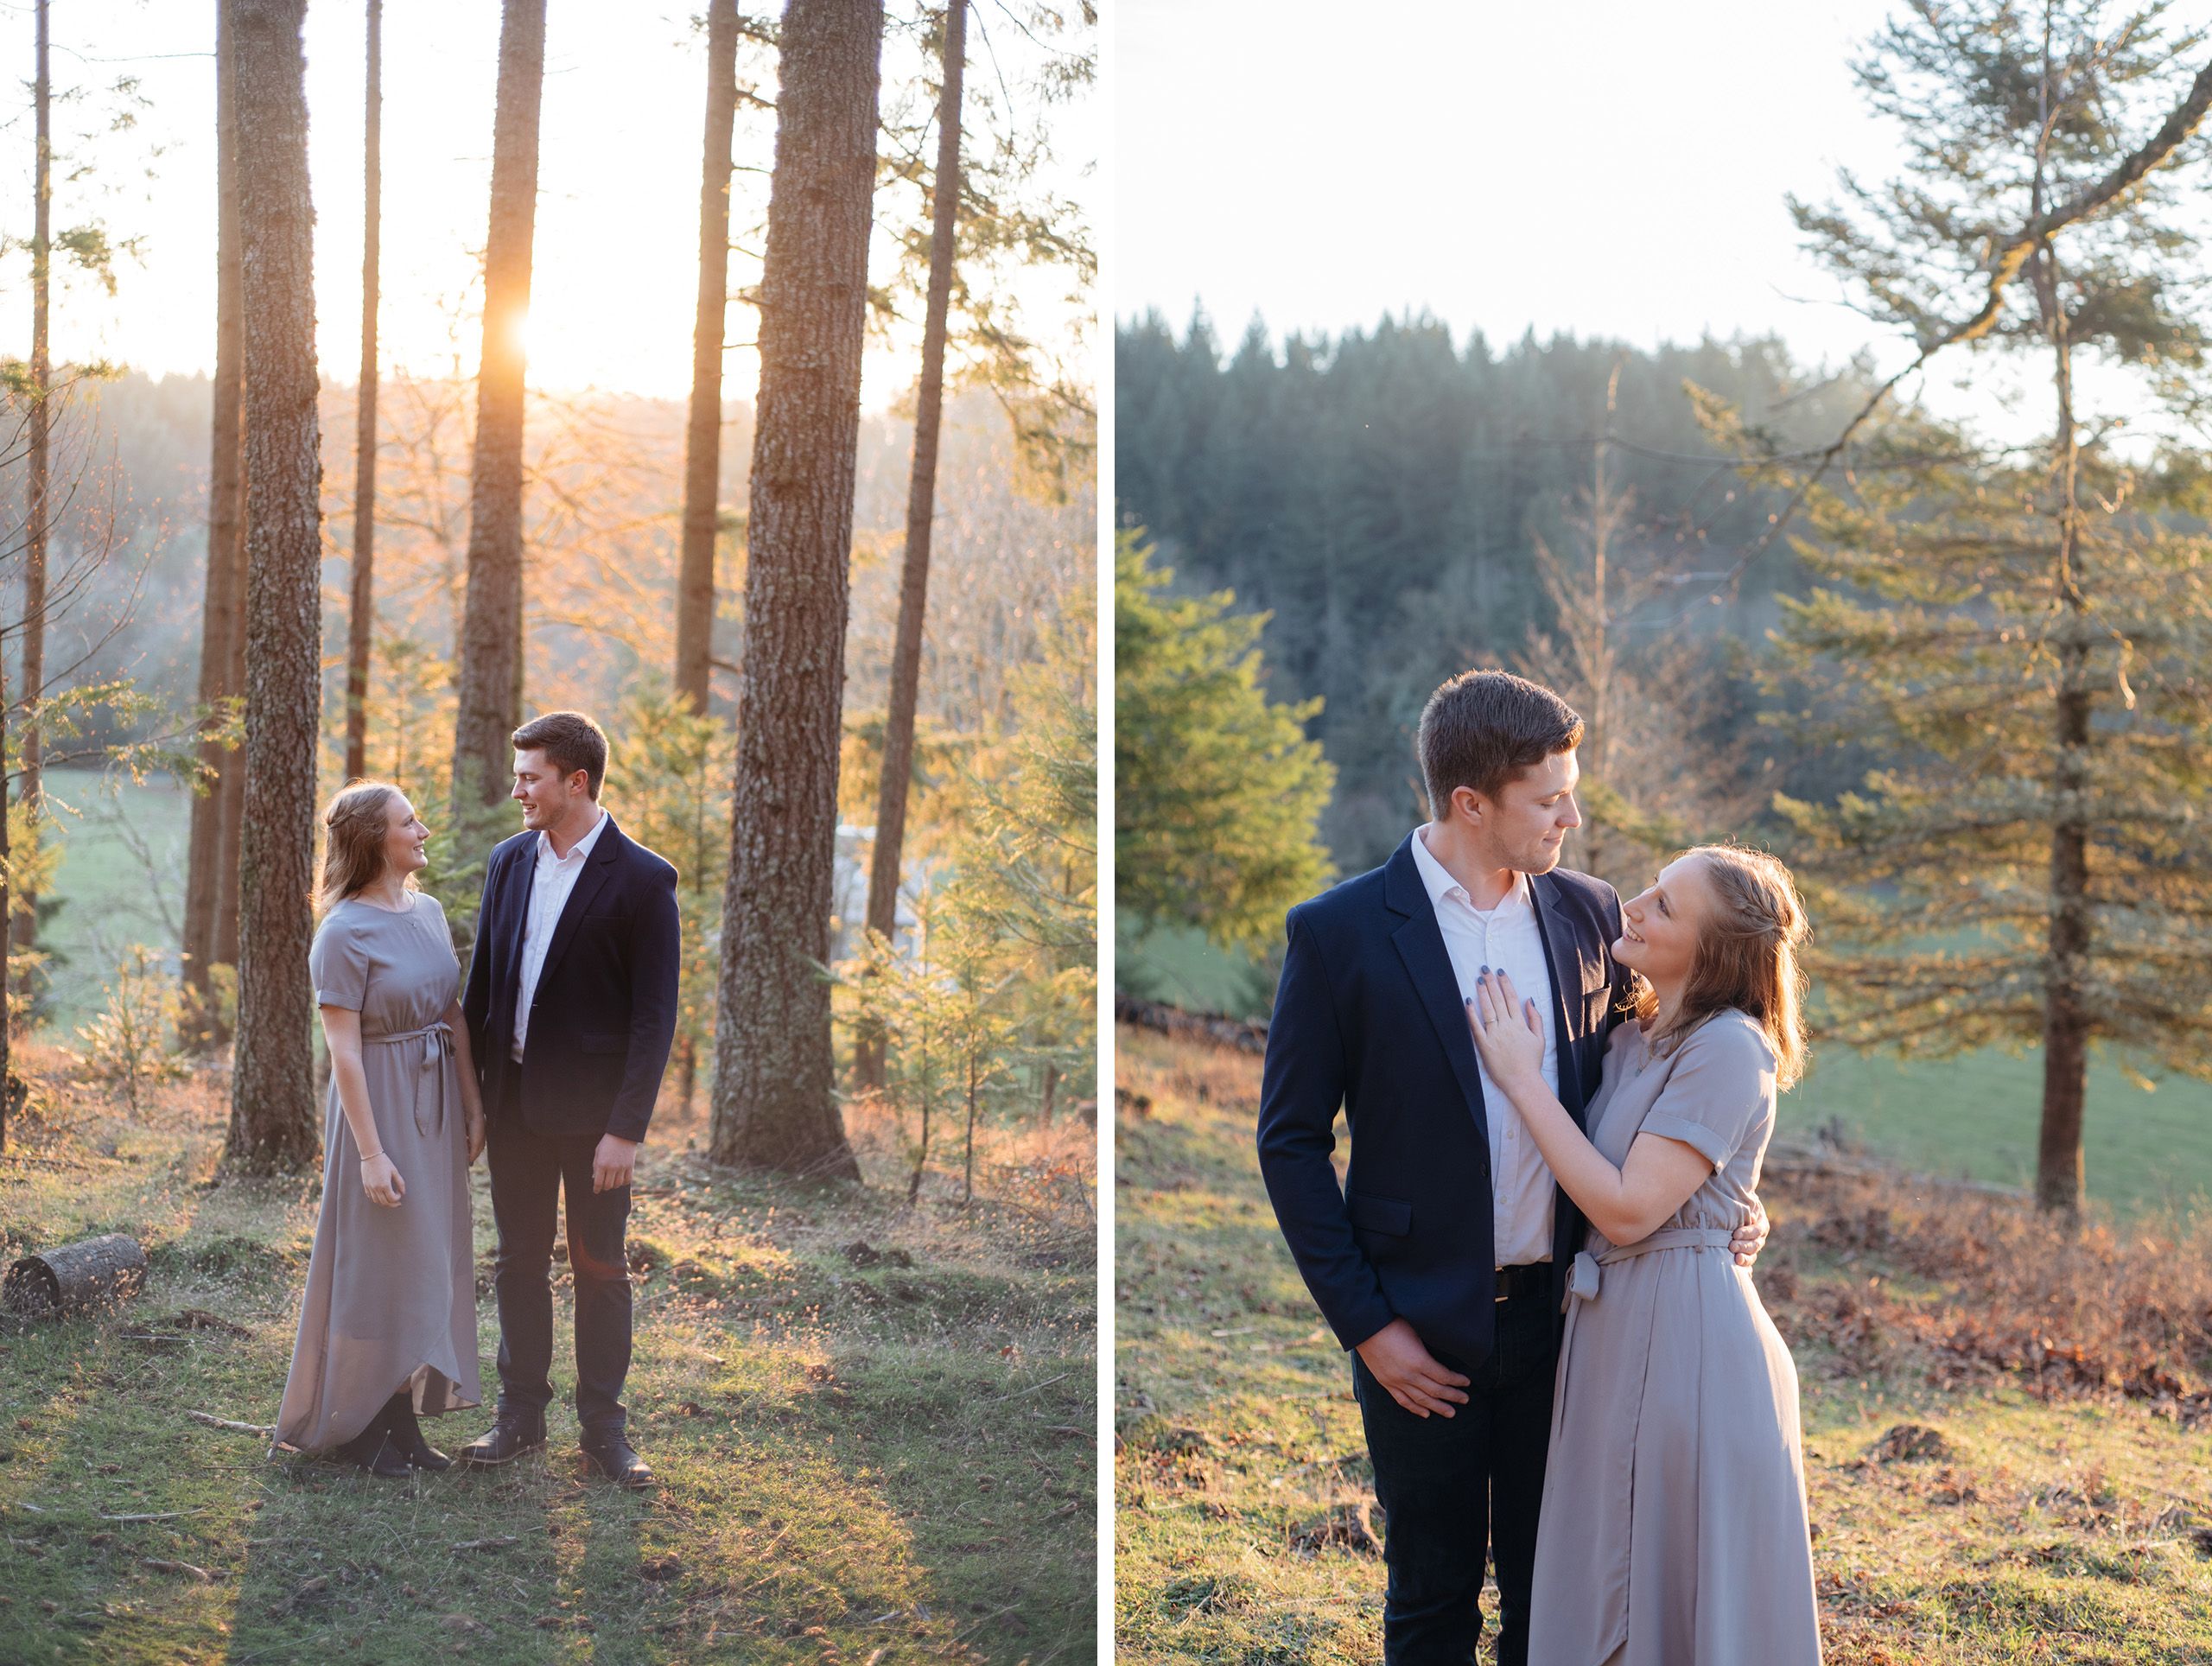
[1115,310,1892,872]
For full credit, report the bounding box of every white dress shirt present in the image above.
[512,808,609,1063]
[1410,823,1560,1268]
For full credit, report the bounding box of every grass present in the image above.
[0,1046,1096,1664]
[29,766,194,1039]
[1113,1022,2212,1665]
[1795,1046,2212,1217]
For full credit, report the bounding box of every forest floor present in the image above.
[1114,1024,2212,1665]
[0,1043,1096,1665]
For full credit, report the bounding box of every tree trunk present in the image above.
[962,1046,976,1204]
[2029,54,2090,1218]
[856,0,963,1091]
[18,0,49,952]
[676,0,739,715]
[343,0,382,782]
[223,0,323,1175]
[449,0,545,815]
[707,0,883,1178]
[1,611,10,1153]
[184,0,248,1034]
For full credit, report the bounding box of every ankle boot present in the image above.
[385,1391,451,1472]
[333,1401,410,1478]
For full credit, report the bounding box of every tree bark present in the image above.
[708,0,883,1179]
[856,0,963,1091]
[223,0,322,1175]
[342,0,382,782]
[450,0,545,815]
[18,0,49,952]
[184,0,248,1032]
[676,0,739,715]
[2029,44,2089,1218]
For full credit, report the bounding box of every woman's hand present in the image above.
[1466,968,1545,1091]
[360,1151,406,1207]
[466,1110,487,1167]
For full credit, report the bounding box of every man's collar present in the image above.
[1411,823,1529,913]
[537,805,608,864]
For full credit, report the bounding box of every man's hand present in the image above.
[592,1134,639,1194]
[1354,1318,1471,1420]
[1732,1194,1770,1268]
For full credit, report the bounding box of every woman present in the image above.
[1465,843,1821,1665]
[272,782,486,1476]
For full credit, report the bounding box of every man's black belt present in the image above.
[1495,1262,1549,1302]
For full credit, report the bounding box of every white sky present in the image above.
[0,0,1096,408]
[1116,0,2212,443]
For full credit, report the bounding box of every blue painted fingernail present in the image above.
[1479,964,1490,976]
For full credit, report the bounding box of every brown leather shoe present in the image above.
[581,1432,654,1490]
[456,1414,547,1467]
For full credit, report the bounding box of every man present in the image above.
[1255,670,1764,1664]
[456,710,681,1489]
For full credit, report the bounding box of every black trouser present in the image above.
[485,1085,632,1439]
[1352,1288,1559,1666]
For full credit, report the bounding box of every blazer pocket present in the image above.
[1347,1192,1413,1237]
[579,1033,628,1055]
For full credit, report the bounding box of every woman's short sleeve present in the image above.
[1639,1011,1776,1172]
[308,914,371,1012]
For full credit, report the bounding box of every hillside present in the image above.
[1114,1023,2212,1664]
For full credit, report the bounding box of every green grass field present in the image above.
[0,1051,1096,1664]
[29,766,194,1040]
[1117,919,2212,1216]
[1113,1024,2212,1665]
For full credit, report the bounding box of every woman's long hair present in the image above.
[1632,843,1811,1089]
[317,780,411,913]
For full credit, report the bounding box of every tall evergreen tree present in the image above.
[857,0,965,1091]
[709,0,885,1178]
[676,0,739,716]
[1115,531,1334,955]
[183,0,247,1037]
[224,0,322,1174]
[18,0,49,953]
[450,0,546,817]
[1752,0,2212,1214]
[342,0,382,782]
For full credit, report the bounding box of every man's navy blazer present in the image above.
[1255,833,1634,1369]
[461,813,681,1145]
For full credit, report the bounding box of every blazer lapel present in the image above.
[1382,837,1491,1145]
[534,817,623,991]
[1529,872,1588,1127]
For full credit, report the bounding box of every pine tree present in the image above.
[181,0,247,1043]
[450,0,546,818]
[342,0,383,781]
[675,0,740,715]
[709,0,885,1179]
[1751,1,2212,1213]
[1115,531,1334,954]
[224,0,323,1174]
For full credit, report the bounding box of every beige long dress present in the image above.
[272,893,481,1453]
[1529,1008,1821,1666]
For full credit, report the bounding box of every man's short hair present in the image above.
[1416,671,1584,818]
[512,709,608,799]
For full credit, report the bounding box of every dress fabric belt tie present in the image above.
[1566,1227,1737,1305]
[363,1021,454,1141]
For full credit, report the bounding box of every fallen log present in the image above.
[3,1234,148,1318]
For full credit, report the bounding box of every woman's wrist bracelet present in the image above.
[360,1147,385,1161]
